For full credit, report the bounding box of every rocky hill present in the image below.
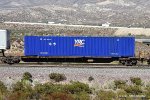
[1,0,150,27]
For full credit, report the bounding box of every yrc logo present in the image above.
[74,39,85,47]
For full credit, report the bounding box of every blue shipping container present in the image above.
[24,36,135,57]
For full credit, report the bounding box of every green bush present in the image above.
[0,81,7,93]
[72,92,90,100]
[34,83,65,95]
[22,72,32,82]
[88,76,94,82]
[95,90,116,100]
[51,92,73,100]
[10,81,34,99]
[144,86,150,99]
[114,80,127,89]
[34,83,80,99]
[124,85,143,95]
[49,73,67,82]
[65,81,92,94]
[0,81,7,100]
[116,90,128,99]
[12,81,24,92]
[130,77,142,86]
[7,91,33,100]
[34,82,92,99]
[40,93,73,100]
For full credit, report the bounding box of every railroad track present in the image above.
[0,63,149,68]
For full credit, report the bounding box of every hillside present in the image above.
[1,0,150,27]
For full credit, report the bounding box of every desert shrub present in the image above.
[34,83,65,95]
[50,92,73,100]
[145,91,150,99]
[40,94,53,100]
[117,90,127,95]
[124,85,143,95]
[35,82,91,99]
[144,86,150,99]
[49,73,67,82]
[145,83,150,89]
[40,93,73,100]
[105,81,116,90]
[65,81,92,94]
[114,80,127,89]
[22,72,32,82]
[130,77,142,86]
[7,91,27,100]
[0,81,7,93]
[0,81,7,99]
[34,83,77,99]
[10,81,34,99]
[7,91,35,100]
[72,92,90,100]
[88,76,94,82]
[128,33,132,36]
[116,90,128,99]
[12,81,24,92]
[95,90,116,100]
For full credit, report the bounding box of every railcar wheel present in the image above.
[3,56,20,65]
[13,57,21,64]
[119,60,126,65]
[132,60,137,66]
[0,57,7,63]
[6,56,14,65]
[125,60,133,66]
[147,59,150,65]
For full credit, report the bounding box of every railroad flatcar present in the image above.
[0,30,150,66]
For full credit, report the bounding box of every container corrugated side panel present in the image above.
[119,37,135,57]
[37,36,92,56]
[24,36,38,56]
[24,36,135,57]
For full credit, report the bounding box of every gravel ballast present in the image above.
[0,66,150,85]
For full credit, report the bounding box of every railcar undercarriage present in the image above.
[0,54,150,66]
